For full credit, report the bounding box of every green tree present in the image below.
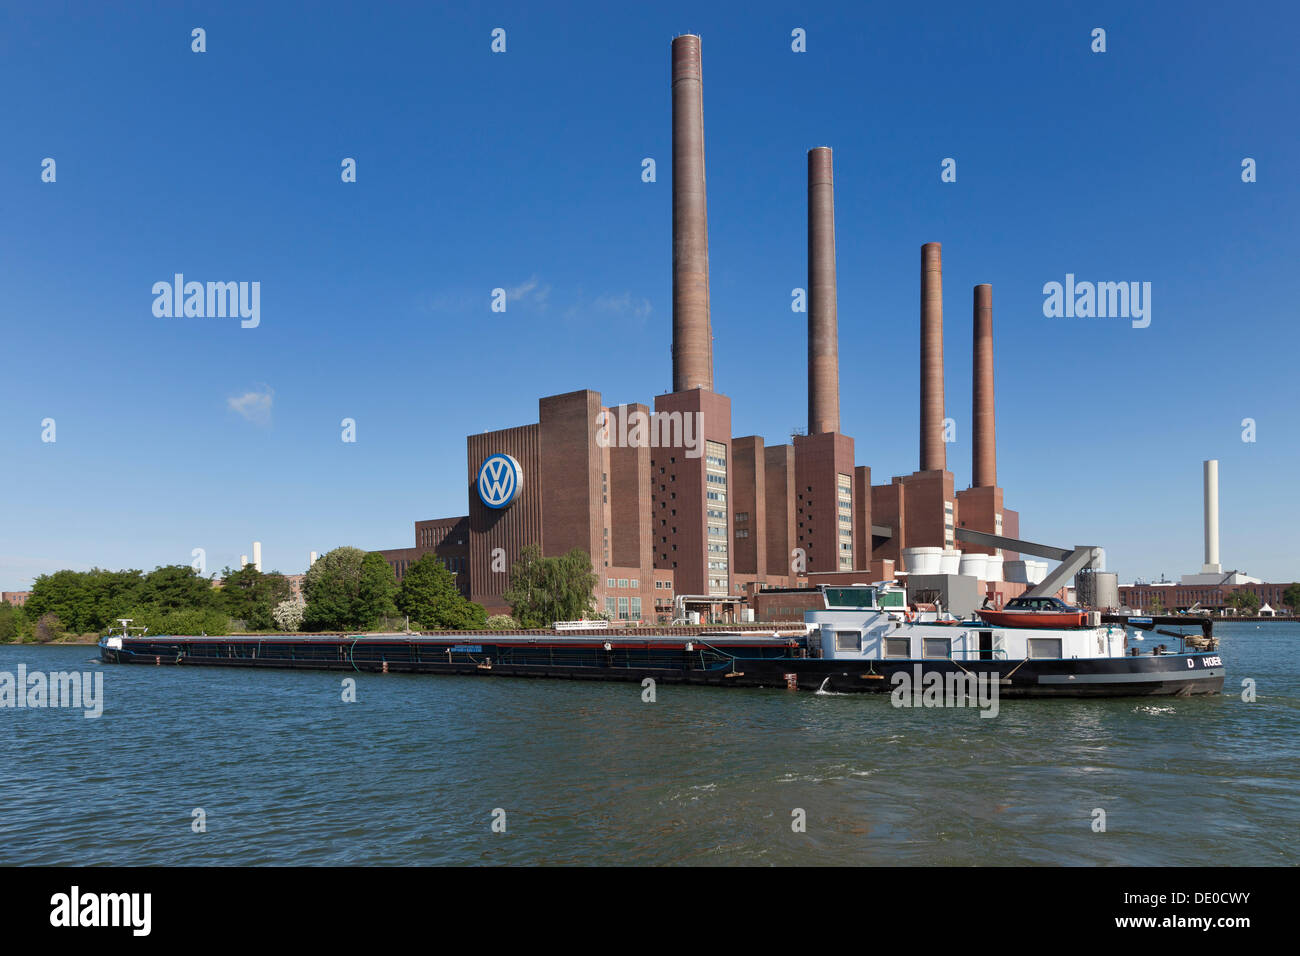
[25,568,144,634]
[1226,589,1260,614]
[1282,584,1300,613]
[397,554,486,630]
[301,547,399,631]
[0,602,25,643]
[358,552,400,627]
[139,565,220,613]
[502,545,597,627]
[221,565,292,630]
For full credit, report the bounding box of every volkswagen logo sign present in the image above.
[477,453,523,509]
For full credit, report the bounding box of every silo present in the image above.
[1077,569,1120,610]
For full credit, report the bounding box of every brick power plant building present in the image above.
[380,35,1019,621]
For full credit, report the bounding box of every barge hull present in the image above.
[99,636,1225,698]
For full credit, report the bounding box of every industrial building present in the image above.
[379,34,1021,620]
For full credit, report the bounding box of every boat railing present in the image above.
[553,620,611,632]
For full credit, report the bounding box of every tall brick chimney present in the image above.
[920,242,945,471]
[807,147,840,435]
[671,34,713,392]
[972,283,996,487]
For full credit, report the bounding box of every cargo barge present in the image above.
[99,584,1225,698]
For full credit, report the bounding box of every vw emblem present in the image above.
[477,453,523,509]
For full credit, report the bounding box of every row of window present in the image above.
[606,578,640,589]
[605,596,644,620]
[832,633,1063,660]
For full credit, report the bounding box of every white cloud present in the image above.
[227,387,273,426]
[594,292,653,318]
[506,275,551,309]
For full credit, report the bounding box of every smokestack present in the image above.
[807,147,840,435]
[920,242,945,471]
[671,34,713,392]
[240,554,248,568]
[253,541,263,573]
[1202,459,1221,573]
[309,551,318,567]
[972,284,996,487]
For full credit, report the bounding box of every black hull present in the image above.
[99,635,1225,698]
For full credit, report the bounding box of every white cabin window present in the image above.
[835,630,861,651]
[885,637,910,658]
[1027,637,1062,659]
[922,638,951,659]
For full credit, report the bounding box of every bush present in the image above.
[272,597,306,632]
[33,612,64,644]
[485,614,521,630]
[118,606,230,637]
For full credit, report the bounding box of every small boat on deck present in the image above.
[977,595,1089,629]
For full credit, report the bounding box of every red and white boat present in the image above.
[977,595,1089,628]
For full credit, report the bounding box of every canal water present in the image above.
[2,622,1296,865]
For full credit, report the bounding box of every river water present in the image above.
[2,622,1296,865]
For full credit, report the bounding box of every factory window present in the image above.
[618,578,628,588]
[885,637,910,659]
[606,597,616,616]
[630,598,641,618]
[922,638,951,660]
[607,578,616,588]
[618,597,629,619]
[630,579,638,588]
[835,630,861,651]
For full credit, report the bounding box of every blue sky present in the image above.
[2,0,1297,590]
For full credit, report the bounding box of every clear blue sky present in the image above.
[2,0,1297,590]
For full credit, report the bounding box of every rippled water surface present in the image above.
[2,623,1297,865]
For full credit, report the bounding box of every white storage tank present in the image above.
[959,552,989,580]
[984,554,1004,582]
[939,549,962,575]
[1027,560,1049,585]
[902,546,943,575]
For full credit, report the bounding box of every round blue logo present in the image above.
[477,453,523,509]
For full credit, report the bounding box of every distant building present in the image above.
[1120,581,1294,614]
[1,591,31,607]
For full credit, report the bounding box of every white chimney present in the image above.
[309,551,318,567]
[240,554,249,568]
[1201,459,1221,573]
[253,541,263,573]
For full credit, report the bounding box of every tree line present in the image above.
[0,544,602,642]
